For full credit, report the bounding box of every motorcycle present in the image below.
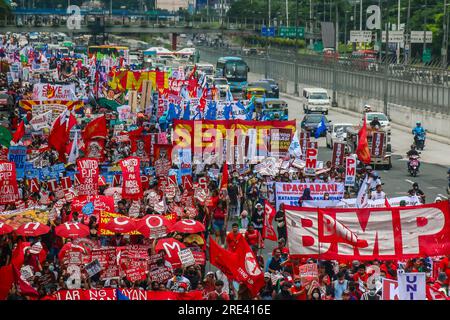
[408,155,421,177]
[414,131,427,150]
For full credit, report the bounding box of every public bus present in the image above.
[216,56,249,93]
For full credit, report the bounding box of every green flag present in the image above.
[0,126,12,148]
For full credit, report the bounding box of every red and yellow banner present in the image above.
[109,71,169,92]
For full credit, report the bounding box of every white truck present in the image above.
[302,88,332,115]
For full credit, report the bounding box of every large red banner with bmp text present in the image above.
[284,201,450,260]
[49,289,204,300]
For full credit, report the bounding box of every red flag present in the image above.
[262,200,277,241]
[12,120,25,143]
[209,238,240,279]
[234,238,265,297]
[12,265,39,297]
[48,114,70,162]
[356,118,371,165]
[318,210,368,248]
[219,163,229,190]
[188,65,197,80]
[0,265,14,300]
[82,116,107,142]
[123,127,144,153]
[384,197,391,208]
[67,113,77,132]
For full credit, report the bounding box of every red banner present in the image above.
[284,201,450,260]
[119,157,143,200]
[331,142,345,167]
[371,131,385,158]
[50,289,204,300]
[90,247,120,279]
[76,158,99,196]
[263,200,277,241]
[0,161,19,204]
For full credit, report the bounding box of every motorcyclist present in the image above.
[412,121,426,149]
[406,145,420,171]
[408,182,426,204]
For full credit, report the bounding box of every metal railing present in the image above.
[199,46,450,115]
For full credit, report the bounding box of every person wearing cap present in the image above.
[259,272,275,300]
[289,276,307,300]
[435,196,443,203]
[238,210,251,230]
[252,203,264,235]
[203,272,217,295]
[370,183,386,200]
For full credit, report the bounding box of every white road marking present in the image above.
[427,186,438,189]
[438,194,449,199]
[405,179,415,184]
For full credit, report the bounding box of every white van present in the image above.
[302,88,332,115]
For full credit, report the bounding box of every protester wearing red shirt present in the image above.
[290,276,307,300]
[353,264,369,294]
[225,223,243,252]
[206,280,230,300]
[245,225,262,249]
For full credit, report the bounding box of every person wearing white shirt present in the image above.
[370,184,386,200]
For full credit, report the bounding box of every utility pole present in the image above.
[335,0,338,51]
[344,10,348,53]
[396,0,400,64]
[310,0,313,46]
[294,0,299,95]
[423,0,427,56]
[286,0,289,26]
[360,0,362,31]
[383,5,389,117]
[443,0,449,68]
[405,0,411,63]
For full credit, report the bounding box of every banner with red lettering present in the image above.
[304,148,318,176]
[0,161,19,204]
[331,142,345,167]
[275,182,345,210]
[50,289,204,300]
[284,201,450,260]
[76,158,99,196]
[344,155,357,186]
[119,157,143,200]
[371,132,385,158]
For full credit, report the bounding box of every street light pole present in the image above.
[405,0,411,63]
[360,0,362,31]
[396,0,400,64]
[294,0,299,95]
[443,0,449,68]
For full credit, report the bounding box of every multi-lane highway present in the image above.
[244,72,450,202]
